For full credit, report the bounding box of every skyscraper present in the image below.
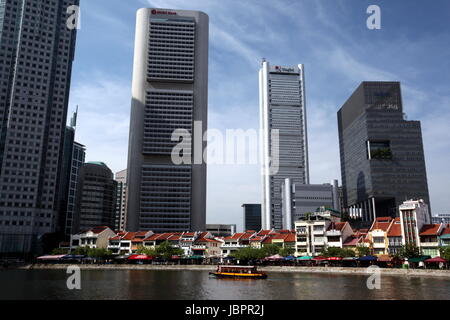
[260,61,309,230]
[0,0,80,253]
[72,162,117,233]
[126,8,208,233]
[242,204,262,232]
[337,81,431,222]
[115,169,127,231]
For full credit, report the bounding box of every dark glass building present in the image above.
[72,162,117,233]
[242,204,262,231]
[337,82,431,222]
[0,0,80,253]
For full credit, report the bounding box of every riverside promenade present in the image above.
[17,264,450,278]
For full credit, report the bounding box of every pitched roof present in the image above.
[144,233,163,241]
[121,232,137,240]
[250,236,265,242]
[257,230,273,236]
[419,224,442,236]
[183,232,196,237]
[387,218,402,237]
[370,217,393,232]
[78,226,110,235]
[343,236,359,246]
[224,233,244,241]
[240,232,255,240]
[441,225,450,236]
[327,222,347,232]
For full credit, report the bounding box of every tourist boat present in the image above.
[209,265,267,279]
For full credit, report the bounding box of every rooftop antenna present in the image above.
[70,105,78,129]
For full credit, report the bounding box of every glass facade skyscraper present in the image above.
[0,0,79,253]
[259,61,309,230]
[126,8,208,233]
[337,81,431,222]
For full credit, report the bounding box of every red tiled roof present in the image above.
[144,233,162,241]
[240,232,255,240]
[420,224,442,236]
[122,232,137,240]
[224,233,244,241]
[168,234,181,241]
[343,236,359,246]
[257,230,272,236]
[327,222,347,232]
[109,235,121,241]
[387,218,402,237]
[158,233,175,240]
[370,217,393,232]
[284,233,296,242]
[262,237,272,244]
[183,232,196,237]
[250,236,265,242]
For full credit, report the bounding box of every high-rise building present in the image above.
[72,162,117,233]
[205,224,236,237]
[126,8,209,233]
[57,109,85,238]
[282,180,340,229]
[64,141,85,236]
[242,204,262,232]
[337,82,431,222]
[0,0,80,253]
[115,169,127,231]
[260,61,309,230]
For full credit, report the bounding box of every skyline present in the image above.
[67,0,450,232]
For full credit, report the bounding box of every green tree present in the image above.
[136,245,157,257]
[440,246,450,262]
[398,244,421,259]
[51,248,69,255]
[72,246,89,256]
[279,247,295,257]
[261,244,280,257]
[232,247,265,260]
[87,248,113,259]
[355,245,371,257]
[155,241,184,260]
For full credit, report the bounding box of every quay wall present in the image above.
[13,264,450,278]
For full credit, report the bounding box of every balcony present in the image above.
[192,245,206,250]
[221,243,247,248]
[325,230,342,237]
[420,242,439,248]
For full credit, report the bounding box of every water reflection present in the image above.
[0,270,449,300]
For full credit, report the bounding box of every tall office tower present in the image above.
[281,180,339,229]
[338,82,431,222]
[0,0,80,253]
[72,162,117,233]
[126,8,208,233]
[64,141,85,236]
[242,204,262,232]
[114,169,127,231]
[260,61,309,230]
[57,109,85,238]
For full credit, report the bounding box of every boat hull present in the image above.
[209,272,267,279]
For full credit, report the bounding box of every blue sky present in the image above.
[68,0,450,231]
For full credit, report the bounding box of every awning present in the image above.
[284,256,296,260]
[128,254,153,260]
[377,255,392,262]
[114,255,129,260]
[358,255,378,261]
[425,257,447,263]
[264,254,284,261]
[37,255,67,260]
[60,255,85,259]
[312,256,328,261]
[327,257,343,261]
[408,256,431,263]
[343,257,358,261]
[297,256,313,260]
[188,255,204,259]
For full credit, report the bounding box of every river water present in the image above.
[0,269,449,300]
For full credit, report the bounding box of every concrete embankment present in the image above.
[14,264,450,278]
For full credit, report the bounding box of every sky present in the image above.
[68,0,450,232]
